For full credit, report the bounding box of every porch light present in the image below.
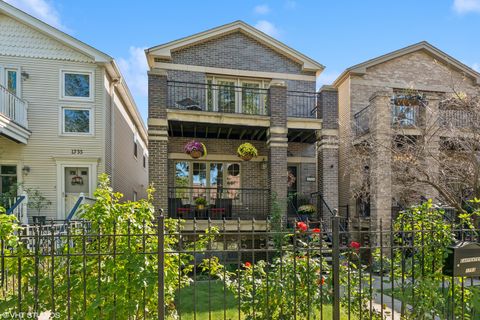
[22,166,30,175]
[261,157,267,170]
[21,71,29,81]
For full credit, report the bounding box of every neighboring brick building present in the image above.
[333,41,480,231]
[146,21,339,226]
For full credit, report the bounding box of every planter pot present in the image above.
[196,204,205,210]
[190,150,203,159]
[240,154,254,161]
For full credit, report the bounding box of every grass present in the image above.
[174,280,354,320]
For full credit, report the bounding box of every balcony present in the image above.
[167,186,270,220]
[353,105,371,137]
[440,109,477,129]
[353,104,422,138]
[286,91,318,118]
[0,84,30,143]
[167,81,269,116]
[391,104,421,128]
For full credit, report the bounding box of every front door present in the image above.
[287,165,298,216]
[63,167,90,218]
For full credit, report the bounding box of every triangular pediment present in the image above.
[146,21,324,73]
[0,1,111,63]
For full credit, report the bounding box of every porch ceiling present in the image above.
[168,121,269,140]
[287,128,317,143]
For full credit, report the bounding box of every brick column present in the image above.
[148,70,169,214]
[369,91,393,230]
[268,81,288,219]
[422,95,441,201]
[317,86,339,219]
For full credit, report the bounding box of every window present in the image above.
[143,155,146,168]
[133,191,138,201]
[0,165,18,209]
[174,161,241,202]
[206,76,267,115]
[61,70,93,100]
[62,107,92,134]
[5,69,18,95]
[133,140,138,158]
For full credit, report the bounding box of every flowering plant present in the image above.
[298,204,316,215]
[184,140,207,157]
[296,221,308,232]
[237,142,258,160]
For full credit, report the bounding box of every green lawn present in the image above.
[174,280,354,320]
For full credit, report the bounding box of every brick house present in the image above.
[146,21,339,226]
[333,41,480,231]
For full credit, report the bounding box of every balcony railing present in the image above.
[0,84,28,128]
[440,109,478,129]
[353,105,371,136]
[286,91,318,118]
[167,186,270,220]
[167,81,269,116]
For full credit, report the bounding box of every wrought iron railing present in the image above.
[353,105,371,136]
[167,80,269,116]
[286,90,318,118]
[0,84,28,128]
[167,186,270,219]
[440,109,478,128]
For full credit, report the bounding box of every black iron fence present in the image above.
[440,109,479,129]
[1,215,479,319]
[167,187,271,220]
[286,90,318,118]
[167,81,270,116]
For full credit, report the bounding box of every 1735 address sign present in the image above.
[71,149,83,155]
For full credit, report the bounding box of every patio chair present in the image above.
[214,198,232,218]
[168,198,193,218]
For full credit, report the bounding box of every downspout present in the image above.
[109,77,121,187]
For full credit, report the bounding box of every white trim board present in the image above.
[154,63,316,81]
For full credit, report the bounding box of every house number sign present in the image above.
[71,149,83,155]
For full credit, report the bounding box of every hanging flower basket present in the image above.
[184,140,207,159]
[237,143,258,161]
[297,204,316,215]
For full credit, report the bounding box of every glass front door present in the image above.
[287,165,298,216]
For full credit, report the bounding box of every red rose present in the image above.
[316,277,325,286]
[296,222,308,232]
[312,228,321,233]
[350,241,361,250]
[245,262,252,268]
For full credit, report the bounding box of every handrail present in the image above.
[65,193,85,222]
[0,83,28,128]
[5,195,26,215]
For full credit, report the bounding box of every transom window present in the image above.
[62,107,92,134]
[61,70,93,100]
[174,161,241,202]
[206,76,268,115]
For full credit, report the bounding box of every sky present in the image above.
[4,0,480,124]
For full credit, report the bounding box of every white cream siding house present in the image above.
[0,2,147,221]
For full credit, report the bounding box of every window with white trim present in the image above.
[62,107,93,134]
[206,76,268,115]
[61,70,93,100]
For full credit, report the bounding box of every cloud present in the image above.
[4,0,68,30]
[317,71,341,87]
[254,20,280,37]
[473,63,480,72]
[254,4,270,14]
[117,46,149,100]
[453,0,480,13]
[117,46,149,120]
